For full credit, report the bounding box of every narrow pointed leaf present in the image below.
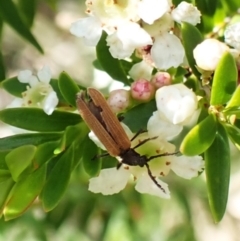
[205,122,230,222]
[2,76,28,97]
[182,23,203,78]
[5,145,36,181]
[96,32,130,85]
[226,85,240,108]
[4,164,46,220]
[18,0,37,27]
[0,178,15,217]
[41,145,73,211]
[0,0,43,53]
[82,137,101,176]
[33,141,60,168]
[180,114,217,156]
[0,132,62,150]
[58,72,80,107]
[0,108,81,131]
[224,123,240,149]
[211,52,237,105]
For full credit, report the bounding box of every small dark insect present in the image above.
[76,88,178,193]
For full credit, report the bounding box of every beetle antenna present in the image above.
[132,136,158,150]
[91,152,109,160]
[145,163,166,193]
[130,129,147,141]
[147,151,180,162]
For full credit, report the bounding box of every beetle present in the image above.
[76,88,178,193]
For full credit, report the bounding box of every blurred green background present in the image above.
[1,1,240,240]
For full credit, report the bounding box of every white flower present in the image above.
[137,0,171,24]
[193,39,229,71]
[147,84,199,141]
[70,16,103,46]
[128,60,153,80]
[17,66,58,115]
[154,84,199,125]
[88,123,204,198]
[224,22,240,51]
[106,22,152,59]
[171,1,201,26]
[151,33,185,70]
[70,0,140,46]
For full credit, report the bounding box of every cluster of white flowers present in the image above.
[70,0,201,70]
[17,66,58,115]
[88,84,204,198]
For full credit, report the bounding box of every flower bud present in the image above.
[107,89,130,113]
[131,79,155,102]
[193,39,229,71]
[151,72,171,89]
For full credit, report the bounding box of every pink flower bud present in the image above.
[151,72,172,89]
[131,79,155,102]
[107,89,130,113]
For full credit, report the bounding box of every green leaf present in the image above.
[0,132,62,150]
[0,178,15,216]
[4,164,46,220]
[0,150,9,169]
[82,136,101,176]
[122,100,157,132]
[96,32,130,85]
[0,108,81,131]
[205,122,230,222]
[180,114,217,156]
[181,22,203,79]
[223,106,240,118]
[58,72,80,107]
[2,76,28,97]
[226,85,240,108]
[50,78,69,105]
[195,0,218,16]
[0,170,11,183]
[18,0,37,27]
[41,145,73,211]
[33,140,60,167]
[67,123,89,170]
[0,50,5,81]
[5,145,36,182]
[211,52,237,105]
[0,0,43,53]
[224,123,240,149]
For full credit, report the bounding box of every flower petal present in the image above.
[18,70,32,83]
[151,33,185,70]
[135,172,170,198]
[107,22,152,59]
[70,16,102,46]
[170,155,204,179]
[147,111,182,140]
[171,1,201,26]
[37,65,52,83]
[89,167,130,195]
[138,0,170,24]
[42,91,59,115]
